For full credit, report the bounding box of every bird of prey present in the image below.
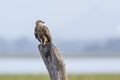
[34,20,52,45]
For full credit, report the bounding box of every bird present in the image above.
[34,20,52,45]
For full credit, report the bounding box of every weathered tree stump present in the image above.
[38,42,67,80]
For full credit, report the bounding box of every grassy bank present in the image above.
[0,74,120,80]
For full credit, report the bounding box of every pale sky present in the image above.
[0,0,120,40]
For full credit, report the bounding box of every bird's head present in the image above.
[36,20,45,26]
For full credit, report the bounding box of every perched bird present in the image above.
[34,20,52,45]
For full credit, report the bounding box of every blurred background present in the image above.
[0,0,120,80]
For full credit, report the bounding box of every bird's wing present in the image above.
[34,27,38,39]
[44,26,52,41]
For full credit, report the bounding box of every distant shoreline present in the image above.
[0,55,120,58]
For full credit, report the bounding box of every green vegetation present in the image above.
[0,74,120,80]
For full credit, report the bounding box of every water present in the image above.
[0,57,120,74]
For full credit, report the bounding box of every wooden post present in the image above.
[38,42,67,80]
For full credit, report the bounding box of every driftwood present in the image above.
[38,42,67,80]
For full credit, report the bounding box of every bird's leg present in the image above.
[43,36,47,45]
[43,42,45,45]
[40,39,43,44]
[43,40,46,45]
[42,39,46,45]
